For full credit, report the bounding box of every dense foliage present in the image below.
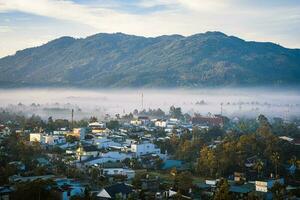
[1,32,300,87]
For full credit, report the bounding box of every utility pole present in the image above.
[220,102,223,116]
[71,109,74,130]
[141,93,144,110]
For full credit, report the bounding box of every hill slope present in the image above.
[0,32,300,88]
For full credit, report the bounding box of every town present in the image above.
[0,106,300,200]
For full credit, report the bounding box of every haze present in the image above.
[0,88,299,120]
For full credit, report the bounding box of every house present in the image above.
[8,161,26,171]
[130,119,142,126]
[44,135,66,145]
[130,116,150,126]
[141,178,160,192]
[36,157,50,167]
[138,116,150,125]
[53,178,85,200]
[0,186,14,200]
[96,183,134,199]
[229,184,254,198]
[255,178,284,192]
[92,137,122,149]
[130,141,160,157]
[53,128,69,135]
[70,128,86,140]
[92,162,135,179]
[279,136,294,143]
[164,190,192,199]
[84,152,132,166]
[30,133,44,143]
[102,168,135,179]
[9,175,55,183]
[0,125,10,138]
[155,119,167,128]
[192,114,223,127]
[89,122,108,134]
[76,144,99,161]
[234,172,246,183]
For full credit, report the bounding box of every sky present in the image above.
[0,0,300,58]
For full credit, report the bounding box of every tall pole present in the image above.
[220,103,223,116]
[141,93,144,110]
[71,109,74,130]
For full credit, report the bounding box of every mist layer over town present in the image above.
[1,87,299,120]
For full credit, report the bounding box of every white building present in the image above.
[53,130,68,135]
[84,152,132,166]
[30,133,44,143]
[92,137,122,149]
[44,135,66,145]
[255,178,284,192]
[89,122,106,128]
[130,141,160,157]
[102,168,135,179]
[73,128,86,140]
[88,122,107,134]
[0,125,10,138]
[155,120,167,128]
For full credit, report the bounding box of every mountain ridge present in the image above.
[0,31,300,88]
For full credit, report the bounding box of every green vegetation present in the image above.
[1,32,300,88]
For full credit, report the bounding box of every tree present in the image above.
[169,106,183,119]
[89,116,98,123]
[106,120,120,130]
[271,152,280,177]
[66,135,79,143]
[213,178,231,200]
[197,146,217,177]
[47,116,54,132]
[174,171,193,194]
[254,159,264,178]
[270,182,286,200]
[12,179,58,200]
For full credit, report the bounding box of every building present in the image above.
[44,135,66,145]
[96,183,134,199]
[255,178,284,193]
[92,137,122,149]
[0,186,14,200]
[102,168,135,179]
[54,178,85,200]
[130,119,142,126]
[76,144,99,161]
[9,175,55,183]
[30,133,45,143]
[71,128,86,140]
[234,172,246,183]
[84,151,132,166]
[89,122,107,134]
[130,141,160,157]
[130,116,150,126]
[0,125,10,138]
[154,119,167,128]
[192,114,223,127]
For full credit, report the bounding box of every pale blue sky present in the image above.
[0,0,299,58]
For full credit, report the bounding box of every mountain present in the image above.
[0,31,300,88]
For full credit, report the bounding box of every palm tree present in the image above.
[271,152,280,177]
[254,159,264,178]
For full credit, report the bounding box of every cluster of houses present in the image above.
[197,174,288,200]
[1,113,300,199]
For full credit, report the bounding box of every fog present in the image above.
[0,88,300,120]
